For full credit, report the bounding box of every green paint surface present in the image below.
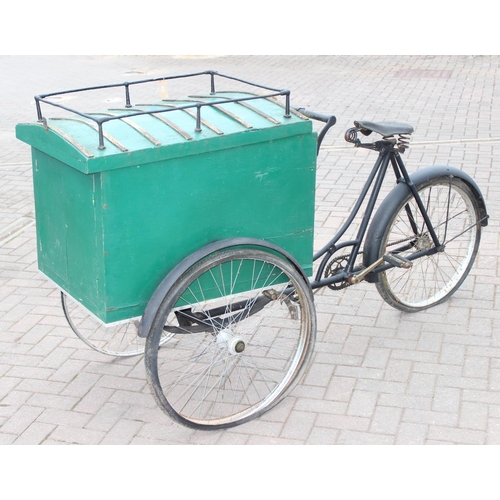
[17,95,317,323]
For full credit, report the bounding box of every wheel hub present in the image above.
[216,328,246,354]
[416,233,432,251]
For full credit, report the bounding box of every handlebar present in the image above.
[294,107,335,124]
[294,107,337,154]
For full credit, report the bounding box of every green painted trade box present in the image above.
[16,92,317,323]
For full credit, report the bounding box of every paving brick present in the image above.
[37,408,92,428]
[280,410,317,441]
[396,423,428,445]
[108,390,158,409]
[427,425,486,445]
[486,418,500,445]
[137,422,195,444]
[7,365,54,381]
[355,379,407,396]
[347,390,378,417]
[215,431,251,445]
[0,389,32,408]
[370,406,403,435]
[48,425,105,445]
[462,389,500,406]
[341,335,370,356]
[459,402,488,431]
[37,347,76,370]
[27,393,79,411]
[15,378,65,396]
[315,414,370,432]
[0,405,44,435]
[302,361,336,387]
[60,372,101,398]
[337,430,395,445]
[12,422,56,445]
[9,314,45,334]
[391,350,439,363]
[246,435,304,445]
[432,387,461,413]
[407,373,437,397]
[489,368,500,390]
[0,376,22,399]
[384,359,412,382]
[488,405,500,419]
[294,397,347,415]
[413,362,462,377]
[437,375,489,391]
[96,374,147,392]
[305,427,339,445]
[362,347,391,369]
[439,343,466,365]
[73,387,114,414]
[403,409,459,427]
[0,433,17,445]
[417,331,444,353]
[324,376,356,402]
[85,402,127,432]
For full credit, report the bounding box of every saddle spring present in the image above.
[344,127,359,144]
[396,133,411,152]
[381,133,412,153]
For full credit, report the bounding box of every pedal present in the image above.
[383,253,413,269]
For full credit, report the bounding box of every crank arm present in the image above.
[349,253,413,284]
[348,257,385,285]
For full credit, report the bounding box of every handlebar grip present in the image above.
[294,107,336,124]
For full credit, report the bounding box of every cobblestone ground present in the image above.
[1,55,499,445]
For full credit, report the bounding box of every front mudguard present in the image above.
[362,166,488,284]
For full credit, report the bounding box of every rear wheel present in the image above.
[61,292,145,357]
[374,176,481,312]
[145,248,316,429]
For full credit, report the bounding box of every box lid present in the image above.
[16,90,312,175]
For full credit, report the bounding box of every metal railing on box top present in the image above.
[34,70,293,150]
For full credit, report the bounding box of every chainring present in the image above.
[324,254,352,290]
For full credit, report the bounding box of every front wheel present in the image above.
[145,248,316,430]
[373,176,481,312]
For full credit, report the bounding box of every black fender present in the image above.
[363,166,488,283]
[138,237,311,338]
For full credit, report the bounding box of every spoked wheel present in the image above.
[144,248,316,430]
[375,176,481,312]
[61,292,146,357]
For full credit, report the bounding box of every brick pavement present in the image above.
[0,55,499,444]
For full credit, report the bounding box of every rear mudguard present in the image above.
[138,237,311,338]
[362,166,488,283]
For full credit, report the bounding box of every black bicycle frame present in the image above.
[309,137,442,292]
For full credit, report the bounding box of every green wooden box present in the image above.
[16,92,317,323]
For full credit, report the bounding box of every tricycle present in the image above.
[16,71,488,430]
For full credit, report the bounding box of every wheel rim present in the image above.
[146,250,315,428]
[62,292,146,357]
[382,180,479,309]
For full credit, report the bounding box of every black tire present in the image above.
[145,248,316,430]
[374,176,481,312]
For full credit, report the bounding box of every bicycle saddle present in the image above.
[354,120,414,137]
